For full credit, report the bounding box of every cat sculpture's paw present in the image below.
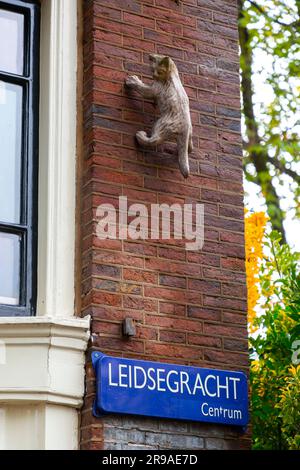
[136,130,148,145]
[125,75,142,89]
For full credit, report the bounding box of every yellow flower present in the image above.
[245,211,268,333]
[251,360,260,372]
[288,365,300,376]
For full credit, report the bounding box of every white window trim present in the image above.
[38,0,78,318]
[0,0,90,450]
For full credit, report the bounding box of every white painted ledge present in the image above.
[0,316,90,408]
[0,0,88,450]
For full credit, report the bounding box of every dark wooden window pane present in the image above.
[0,9,24,75]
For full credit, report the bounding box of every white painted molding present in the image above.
[37,0,78,318]
[0,316,90,408]
[0,404,80,450]
[0,1,88,450]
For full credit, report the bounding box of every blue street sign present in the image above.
[92,352,249,427]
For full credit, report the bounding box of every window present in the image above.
[0,0,39,316]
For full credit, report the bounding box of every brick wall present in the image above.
[80,0,250,450]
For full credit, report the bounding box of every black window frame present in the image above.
[0,0,40,317]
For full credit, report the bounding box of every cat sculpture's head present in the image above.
[149,54,177,82]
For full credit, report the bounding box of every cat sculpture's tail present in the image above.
[177,130,192,178]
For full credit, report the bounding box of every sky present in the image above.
[244,179,300,250]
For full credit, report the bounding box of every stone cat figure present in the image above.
[125,54,193,178]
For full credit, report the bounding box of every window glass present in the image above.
[0,81,22,224]
[0,232,20,305]
[0,9,24,75]
[0,1,39,315]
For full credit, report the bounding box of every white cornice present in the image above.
[0,316,90,341]
[0,316,90,408]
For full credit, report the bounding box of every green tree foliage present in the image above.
[238,0,300,243]
[250,231,300,449]
[278,367,300,449]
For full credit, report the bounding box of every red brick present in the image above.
[93,29,122,45]
[91,263,121,279]
[147,258,199,276]
[123,11,155,28]
[89,154,122,170]
[123,188,157,204]
[123,296,158,312]
[94,336,145,353]
[183,5,213,20]
[89,52,123,70]
[196,0,237,16]
[203,349,249,367]
[93,251,144,268]
[81,426,104,443]
[184,74,216,92]
[145,286,202,304]
[159,330,186,344]
[222,282,247,299]
[157,44,184,60]
[123,241,157,257]
[136,325,158,341]
[92,320,121,336]
[223,311,247,325]
[93,4,121,20]
[145,343,202,361]
[91,79,123,95]
[144,29,174,46]
[158,246,186,262]
[213,11,238,26]
[144,177,200,198]
[204,295,247,311]
[123,36,155,53]
[93,66,128,83]
[81,0,248,450]
[224,338,248,352]
[142,5,196,28]
[203,241,245,259]
[205,214,244,233]
[123,268,158,284]
[90,127,122,145]
[91,90,124,108]
[91,166,143,187]
[81,411,103,431]
[188,279,221,295]
[159,302,186,316]
[123,160,157,176]
[90,306,144,322]
[187,306,222,322]
[91,290,122,307]
[220,231,245,245]
[203,322,246,338]
[173,36,197,52]
[147,315,202,334]
[188,334,222,348]
[187,252,220,267]
[155,0,182,10]
[159,274,186,289]
[203,267,246,283]
[95,0,141,14]
[156,20,182,36]
[221,257,246,272]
